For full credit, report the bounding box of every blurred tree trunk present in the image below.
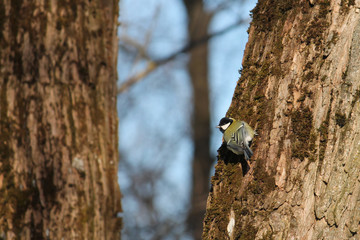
[0,1,122,239]
[203,0,360,239]
[183,0,212,239]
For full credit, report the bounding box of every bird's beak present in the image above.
[216,125,220,128]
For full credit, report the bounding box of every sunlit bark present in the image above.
[203,1,360,239]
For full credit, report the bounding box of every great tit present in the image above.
[216,117,256,160]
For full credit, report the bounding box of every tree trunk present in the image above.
[0,1,122,239]
[183,0,212,239]
[203,0,360,239]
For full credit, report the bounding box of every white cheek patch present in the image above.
[221,122,231,131]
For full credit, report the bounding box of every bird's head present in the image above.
[216,117,234,133]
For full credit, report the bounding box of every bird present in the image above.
[216,117,256,160]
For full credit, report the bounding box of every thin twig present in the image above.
[118,18,249,94]
[117,61,157,94]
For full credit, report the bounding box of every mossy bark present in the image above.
[0,1,121,239]
[203,0,360,239]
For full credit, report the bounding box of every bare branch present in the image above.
[117,18,249,94]
[117,61,157,94]
[157,18,249,64]
[120,36,151,60]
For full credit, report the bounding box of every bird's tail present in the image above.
[244,145,253,160]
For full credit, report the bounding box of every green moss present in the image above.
[244,61,270,91]
[273,37,284,56]
[207,135,275,239]
[303,1,330,47]
[253,160,276,193]
[271,39,284,77]
[319,0,331,14]
[202,194,232,238]
[231,0,295,126]
[258,62,271,79]
[305,17,329,46]
[335,112,347,127]
[308,132,317,162]
[203,155,250,239]
[291,107,315,161]
[239,224,258,240]
[239,61,259,90]
[254,94,265,101]
[229,58,275,129]
[212,1,334,237]
[340,0,355,12]
[251,0,297,33]
[240,207,250,216]
[248,181,263,195]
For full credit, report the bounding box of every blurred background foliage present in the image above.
[117,0,256,239]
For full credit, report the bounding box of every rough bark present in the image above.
[0,1,122,239]
[203,0,360,239]
[183,0,212,239]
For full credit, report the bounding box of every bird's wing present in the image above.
[227,123,253,160]
[240,124,253,159]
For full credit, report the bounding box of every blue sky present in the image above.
[117,0,257,238]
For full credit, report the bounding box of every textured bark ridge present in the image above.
[203,0,360,239]
[0,1,121,239]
